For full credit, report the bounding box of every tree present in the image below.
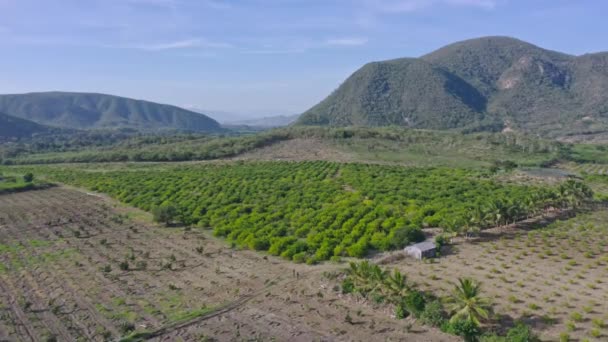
[385,269,409,299]
[445,278,491,326]
[152,204,178,226]
[23,172,34,183]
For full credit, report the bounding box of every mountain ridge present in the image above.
[0,112,62,140]
[297,36,608,137]
[0,92,222,132]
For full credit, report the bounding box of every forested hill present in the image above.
[297,36,608,137]
[0,112,60,140]
[0,92,222,132]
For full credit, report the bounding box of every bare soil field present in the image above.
[0,187,453,341]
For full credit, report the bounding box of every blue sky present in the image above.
[0,0,607,117]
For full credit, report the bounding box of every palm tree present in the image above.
[445,278,492,326]
[384,269,409,299]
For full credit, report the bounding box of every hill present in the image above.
[297,36,608,137]
[0,112,58,140]
[0,92,222,132]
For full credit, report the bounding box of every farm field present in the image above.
[0,159,603,341]
[5,161,576,263]
[379,210,608,341]
[0,187,454,341]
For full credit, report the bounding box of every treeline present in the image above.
[2,126,568,165]
[0,131,290,164]
[7,162,587,263]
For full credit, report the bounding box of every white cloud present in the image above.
[370,0,499,13]
[325,37,368,46]
[129,38,232,51]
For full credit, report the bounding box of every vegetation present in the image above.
[298,36,608,138]
[444,278,491,326]
[1,126,573,167]
[0,112,59,140]
[342,261,540,342]
[0,91,221,132]
[0,172,47,194]
[5,161,590,262]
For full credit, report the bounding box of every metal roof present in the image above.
[405,241,436,251]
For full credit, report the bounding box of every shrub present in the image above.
[435,234,447,249]
[443,319,481,341]
[292,252,306,263]
[341,278,354,294]
[395,302,409,319]
[570,312,583,322]
[403,290,426,318]
[420,300,446,327]
[506,322,540,342]
[119,261,129,271]
[152,204,178,225]
[23,173,34,183]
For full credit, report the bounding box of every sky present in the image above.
[0,0,607,117]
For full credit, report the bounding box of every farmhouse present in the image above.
[404,241,437,260]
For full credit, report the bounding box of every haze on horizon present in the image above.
[1,0,607,118]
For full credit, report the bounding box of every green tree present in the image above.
[23,172,34,183]
[384,269,409,299]
[152,204,178,226]
[445,278,491,326]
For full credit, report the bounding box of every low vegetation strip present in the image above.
[6,161,588,263]
[0,172,52,194]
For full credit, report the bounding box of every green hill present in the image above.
[0,112,59,139]
[0,92,222,132]
[297,36,608,137]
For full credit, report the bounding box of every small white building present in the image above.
[404,241,437,260]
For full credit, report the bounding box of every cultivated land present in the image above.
[383,210,608,342]
[1,128,608,341]
[0,187,454,341]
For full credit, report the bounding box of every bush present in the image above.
[152,204,178,225]
[435,234,447,249]
[341,278,354,294]
[443,319,481,341]
[395,301,409,319]
[420,300,446,327]
[404,290,426,318]
[506,322,539,342]
[119,261,129,271]
[292,252,307,263]
[23,172,34,183]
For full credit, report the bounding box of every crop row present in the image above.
[8,162,584,263]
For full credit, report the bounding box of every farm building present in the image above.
[404,241,437,260]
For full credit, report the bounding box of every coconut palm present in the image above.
[445,277,492,326]
[384,269,409,298]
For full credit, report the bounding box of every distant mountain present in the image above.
[187,108,250,124]
[297,36,608,136]
[0,112,59,139]
[0,92,222,132]
[189,108,298,127]
[228,114,299,128]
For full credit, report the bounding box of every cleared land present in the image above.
[0,187,453,341]
[379,210,608,341]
